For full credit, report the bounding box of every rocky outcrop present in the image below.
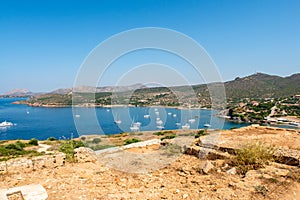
[274,148,300,166]
[187,126,300,167]
[74,147,98,163]
[185,145,232,160]
[0,153,66,175]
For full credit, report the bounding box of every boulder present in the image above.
[74,147,98,163]
[201,160,214,174]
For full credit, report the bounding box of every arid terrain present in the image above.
[1,126,300,200]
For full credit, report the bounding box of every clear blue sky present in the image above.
[0,0,299,93]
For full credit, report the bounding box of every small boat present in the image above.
[114,120,122,124]
[0,121,13,127]
[26,111,30,114]
[106,109,110,112]
[75,114,80,118]
[173,114,177,117]
[130,125,140,132]
[204,123,211,128]
[154,108,158,111]
[175,122,181,126]
[182,123,190,130]
[134,122,142,127]
[156,120,163,125]
[168,112,172,115]
[155,111,159,115]
[156,125,164,130]
[144,114,150,118]
[188,119,196,123]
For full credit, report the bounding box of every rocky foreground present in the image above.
[0,125,300,200]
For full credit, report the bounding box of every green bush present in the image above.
[5,143,23,151]
[58,140,85,162]
[47,137,57,141]
[153,131,164,136]
[161,134,176,141]
[195,129,208,138]
[124,138,142,145]
[0,141,42,161]
[92,138,101,144]
[28,138,39,146]
[232,142,274,174]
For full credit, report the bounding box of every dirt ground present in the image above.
[1,126,300,200]
[0,155,299,200]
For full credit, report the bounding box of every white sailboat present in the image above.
[156,125,164,130]
[188,118,196,123]
[144,114,150,118]
[204,123,211,128]
[130,125,139,132]
[130,117,141,132]
[114,114,122,124]
[156,119,163,125]
[182,123,190,130]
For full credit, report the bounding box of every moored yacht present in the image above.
[0,121,13,127]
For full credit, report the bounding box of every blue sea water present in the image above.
[0,98,247,140]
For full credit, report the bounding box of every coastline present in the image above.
[12,100,213,110]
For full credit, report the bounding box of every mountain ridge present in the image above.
[3,73,300,102]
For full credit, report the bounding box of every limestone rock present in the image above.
[226,167,236,175]
[74,147,98,163]
[0,184,48,200]
[54,153,66,166]
[201,160,214,174]
[32,153,65,169]
[6,158,33,174]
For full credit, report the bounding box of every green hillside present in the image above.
[21,73,300,107]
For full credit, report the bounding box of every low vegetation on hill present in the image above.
[16,73,300,109]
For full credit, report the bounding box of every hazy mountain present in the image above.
[1,89,35,97]
[50,84,147,94]
[12,73,300,106]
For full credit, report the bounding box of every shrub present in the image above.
[231,142,274,174]
[47,137,57,141]
[0,141,42,161]
[15,141,26,148]
[92,138,101,144]
[124,138,142,145]
[28,138,39,146]
[195,129,208,138]
[80,136,86,141]
[153,131,164,136]
[161,134,176,141]
[58,140,85,162]
[5,143,23,151]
